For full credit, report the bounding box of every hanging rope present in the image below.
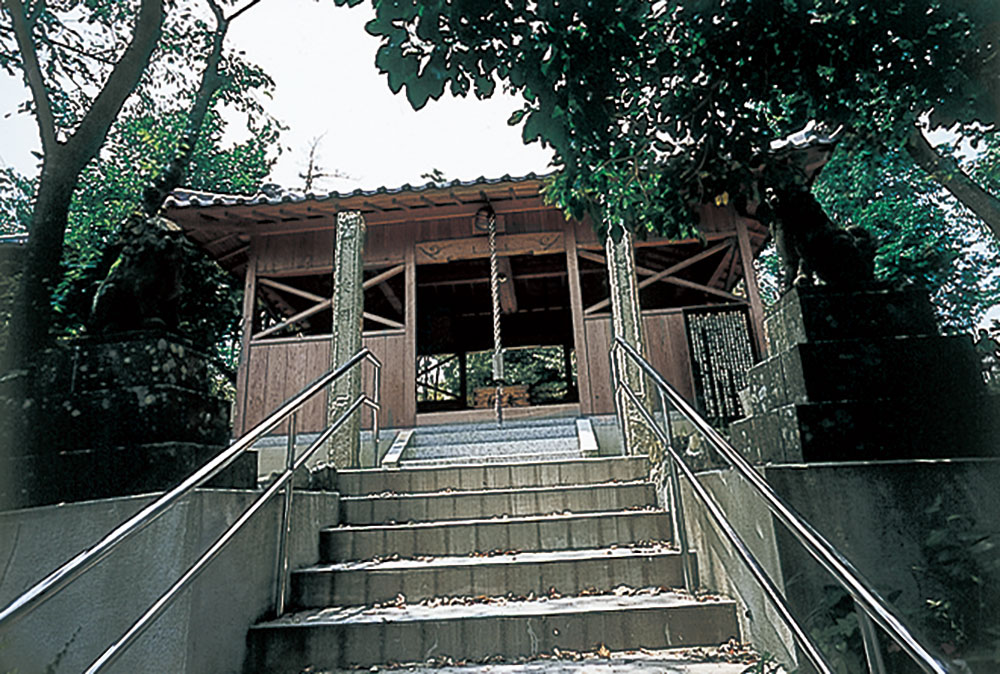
[487,205,504,428]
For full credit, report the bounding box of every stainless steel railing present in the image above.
[0,346,381,673]
[610,335,952,674]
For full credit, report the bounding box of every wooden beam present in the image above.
[416,231,563,264]
[497,256,518,314]
[204,232,236,248]
[217,244,249,264]
[707,246,736,289]
[404,243,417,424]
[660,276,743,302]
[736,216,767,357]
[252,298,333,340]
[236,248,257,434]
[577,250,607,266]
[378,282,403,313]
[584,240,732,314]
[362,263,405,290]
[363,311,405,330]
[564,224,593,414]
[257,277,326,303]
[576,231,737,251]
[258,286,299,321]
[419,195,445,207]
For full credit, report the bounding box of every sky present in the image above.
[0,0,554,192]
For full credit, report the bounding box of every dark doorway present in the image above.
[415,252,578,413]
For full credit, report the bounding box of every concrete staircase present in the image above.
[246,423,742,672]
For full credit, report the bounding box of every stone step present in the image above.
[410,422,578,448]
[299,648,753,673]
[401,449,583,467]
[291,544,685,608]
[339,481,657,525]
[246,592,739,672]
[745,334,980,412]
[337,456,650,496]
[403,436,580,461]
[765,285,938,352]
[320,510,671,562]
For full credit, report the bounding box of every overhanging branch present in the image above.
[906,125,1000,242]
[5,0,56,152]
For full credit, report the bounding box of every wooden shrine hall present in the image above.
[164,174,768,433]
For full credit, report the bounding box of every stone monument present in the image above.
[0,331,254,509]
[0,216,254,509]
[730,285,999,462]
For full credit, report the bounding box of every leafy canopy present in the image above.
[365,0,999,239]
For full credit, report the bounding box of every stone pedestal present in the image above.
[729,287,1000,463]
[0,331,254,509]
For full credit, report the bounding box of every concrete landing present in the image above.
[401,418,582,465]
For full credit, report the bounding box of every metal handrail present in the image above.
[0,346,381,672]
[611,336,951,674]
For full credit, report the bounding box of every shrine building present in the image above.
[163,173,768,435]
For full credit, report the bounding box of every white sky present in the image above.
[0,0,554,191]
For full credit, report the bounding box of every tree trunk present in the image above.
[906,126,1000,242]
[2,0,165,371]
[4,154,79,369]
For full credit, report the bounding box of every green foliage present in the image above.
[365,0,999,238]
[53,106,278,334]
[913,496,1000,659]
[466,346,573,405]
[811,141,1000,333]
[806,585,866,674]
[0,168,33,235]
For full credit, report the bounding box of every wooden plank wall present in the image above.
[252,209,568,276]
[581,310,695,415]
[237,330,408,435]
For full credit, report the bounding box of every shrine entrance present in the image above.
[414,251,578,416]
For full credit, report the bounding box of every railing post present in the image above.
[372,356,381,461]
[274,412,298,617]
[657,387,698,594]
[857,600,887,674]
[609,346,629,456]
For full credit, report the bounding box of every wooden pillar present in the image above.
[735,217,767,358]
[326,211,366,468]
[235,246,257,435]
[403,242,417,425]
[564,223,592,413]
[605,227,655,455]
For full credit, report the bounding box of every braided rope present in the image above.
[488,210,504,427]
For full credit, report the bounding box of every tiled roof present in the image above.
[164,172,553,210]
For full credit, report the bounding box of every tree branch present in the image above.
[906,124,1000,242]
[142,0,231,215]
[4,0,56,153]
[227,0,263,23]
[63,0,164,172]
